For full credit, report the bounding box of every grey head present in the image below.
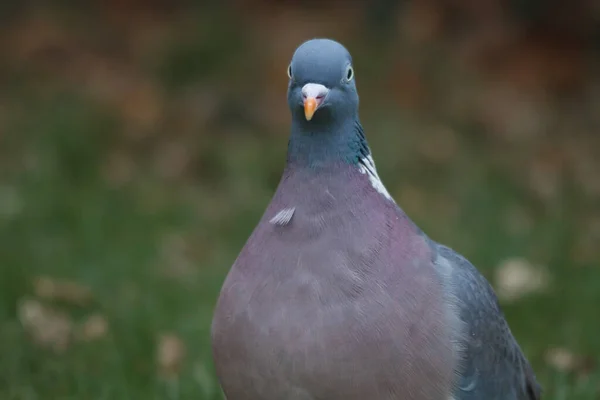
[286,39,369,168]
[287,39,359,127]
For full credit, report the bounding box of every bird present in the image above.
[211,38,542,400]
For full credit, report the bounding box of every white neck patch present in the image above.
[357,154,393,201]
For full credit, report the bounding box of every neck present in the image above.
[286,116,370,169]
[285,115,394,202]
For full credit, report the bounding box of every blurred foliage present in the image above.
[0,1,599,399]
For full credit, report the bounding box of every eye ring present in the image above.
[345,65,354,82]
[287,64,293,79]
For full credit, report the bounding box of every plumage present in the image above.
[211,38,541,400]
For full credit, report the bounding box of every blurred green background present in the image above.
[0,1,599,399]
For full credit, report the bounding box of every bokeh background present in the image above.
[1,1,599,399]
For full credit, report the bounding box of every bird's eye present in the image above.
[287,64,293,79]
[345,65,354,82]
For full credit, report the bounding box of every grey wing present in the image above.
[434,244,542,400]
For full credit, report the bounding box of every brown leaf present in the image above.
[77,314,109,342]
[545,347,576,372]
[157,333,186,379]
[119,80,164,133]
[494,257,550,302]
[18,298,72,353]
[544,347,597,378]
[33,276,93,306]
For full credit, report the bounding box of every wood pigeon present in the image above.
[211,38,542,400]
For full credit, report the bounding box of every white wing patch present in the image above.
[358,154,393,201]
[270,207,295,226]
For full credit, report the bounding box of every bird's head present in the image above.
[287,39,359,125]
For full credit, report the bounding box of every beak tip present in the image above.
[303,97,318,121]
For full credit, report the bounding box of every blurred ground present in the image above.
[0,1,599,399]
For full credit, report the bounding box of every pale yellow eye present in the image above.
[287,64,293,79]
[345,65,354,82]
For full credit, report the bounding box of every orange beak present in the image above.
[304,97,318,121]
[301,83,329,121]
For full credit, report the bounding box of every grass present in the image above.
[0,6,599,399]
[0,91,598,399]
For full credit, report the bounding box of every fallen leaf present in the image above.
[77,314,109,342]
[494,257,550,302]
[157,333,186,379]
[544,347,597,378]
[18,297,72,353]
[545,347,576,372]
[119,80,164,132]
[33,276,93,306]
